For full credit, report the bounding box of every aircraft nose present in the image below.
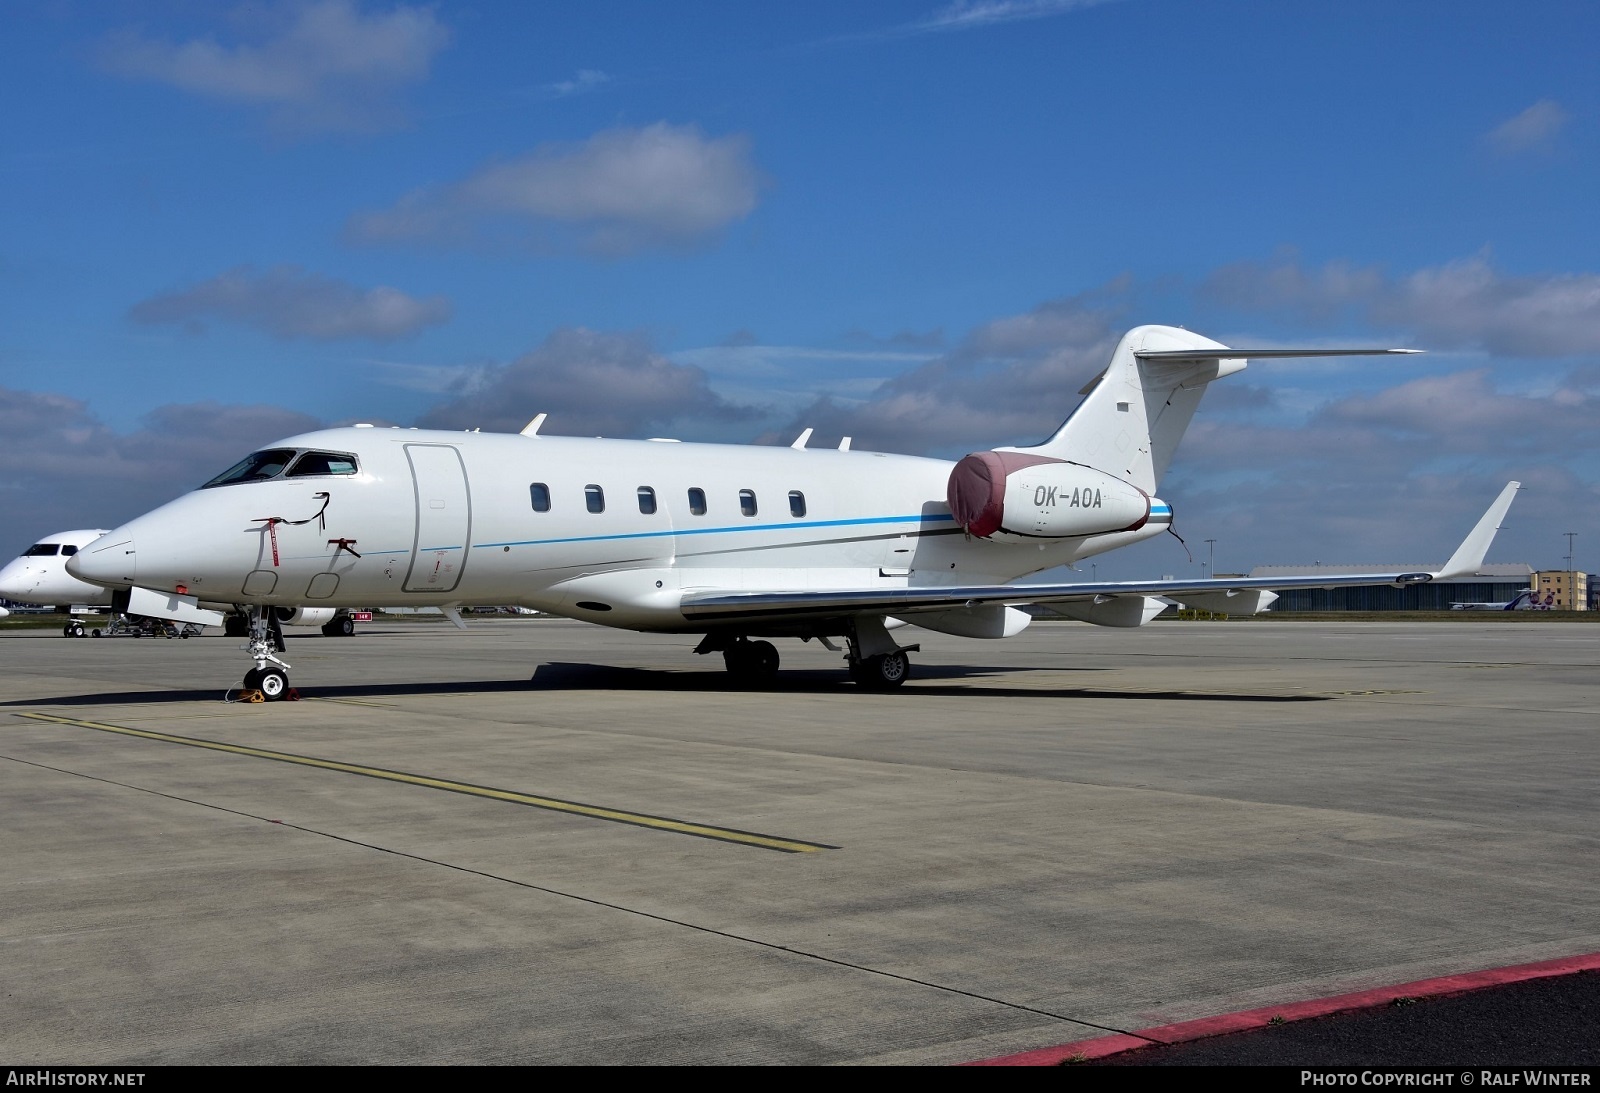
[68,536,136,587]
[0,560,38,599]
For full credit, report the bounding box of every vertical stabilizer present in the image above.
[997,325,1243,494]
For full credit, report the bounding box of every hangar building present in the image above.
[1249,563,1536,612]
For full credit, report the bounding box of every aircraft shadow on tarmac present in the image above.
[0,662,1330,706]
[525,662,1331,701]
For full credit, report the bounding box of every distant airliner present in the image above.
[65,325,1519,699]
[1449,589,1541,611]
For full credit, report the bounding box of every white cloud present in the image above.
[1204,253,1600,357]
[1166,370,1600,568]
[100,1,450,134]
[347,123,762,255]
[366,359,493,395]
[546,69,610,98]
[418,328,758,437]
[1486,99,1570,156]
[129,266,452,341]
[765,285,1126,454]
[912,0,1118,33]
[0,387,321,558]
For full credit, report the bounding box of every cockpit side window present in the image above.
[61,545,78,556]
[23,543,60,557]
[202,448,299,488]
[287,451,359,478]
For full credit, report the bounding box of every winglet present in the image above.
[1435,482,1521,580]
[520,413,547,437]
[791,427,813,450]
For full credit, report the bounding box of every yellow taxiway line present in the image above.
[14,711,836,854]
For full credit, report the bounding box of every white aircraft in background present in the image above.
[0,529,110,633]
[66,325,1520,699]
[1449,589,1536,611]
[1,527,363,637]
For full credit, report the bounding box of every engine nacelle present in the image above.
[274,606,337,627]
[948,451,1150,540]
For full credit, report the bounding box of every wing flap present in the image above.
[679,570,1430,624]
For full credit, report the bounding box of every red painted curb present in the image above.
[963,951,1600,1066]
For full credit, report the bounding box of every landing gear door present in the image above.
[403,444,471,594]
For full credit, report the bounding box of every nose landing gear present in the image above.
[238,606,293,700]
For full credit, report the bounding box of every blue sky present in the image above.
[3,0,1597,578]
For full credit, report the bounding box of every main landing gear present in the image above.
[722,638,780,682]
[848,649,911,690]
[694,617,919,690]
[237,605,293,701]
[320,614,356,637]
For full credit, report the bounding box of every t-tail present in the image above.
[945,325,1419,541]
[998,325,1422,494]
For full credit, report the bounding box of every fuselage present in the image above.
[68,426,1171,632]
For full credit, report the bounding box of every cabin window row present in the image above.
[529,484,806,519]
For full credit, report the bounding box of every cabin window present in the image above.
[788,491,806,518]
[286,451,359,478]
[201,448,298,488]
[529,483,551,512]
[61,545,78,556]
[637,486,657,515]
[740,489,757,517]
[688,487,707,516]
[23,543,60,557]
[585,485,605,514]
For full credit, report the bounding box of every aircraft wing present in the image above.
[681,482,1520,626]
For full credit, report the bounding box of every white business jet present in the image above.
[0,529,111,633]
[67,325,1519,699]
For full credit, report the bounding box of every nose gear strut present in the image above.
[238,604,293,700]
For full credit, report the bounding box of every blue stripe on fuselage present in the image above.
[474,512,956,551]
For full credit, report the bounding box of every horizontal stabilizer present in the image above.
[1136,348,1422,362]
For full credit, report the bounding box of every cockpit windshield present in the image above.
[23,543,60,557]
[201,448,359,488]
[201,448,299,488]
[287,451,359,478]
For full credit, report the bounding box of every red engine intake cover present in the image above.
[947,451,1066,538]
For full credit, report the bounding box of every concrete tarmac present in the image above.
[1,618,1596,1064]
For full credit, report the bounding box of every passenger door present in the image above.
[404,444,471,593]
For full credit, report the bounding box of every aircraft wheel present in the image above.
[722,640,779,682]
[62,623,74,637]
[243,666,289,701]
[336,615,355,637]
[855,652,910,689]
[748,640,779,680]
[91,628,102,638]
